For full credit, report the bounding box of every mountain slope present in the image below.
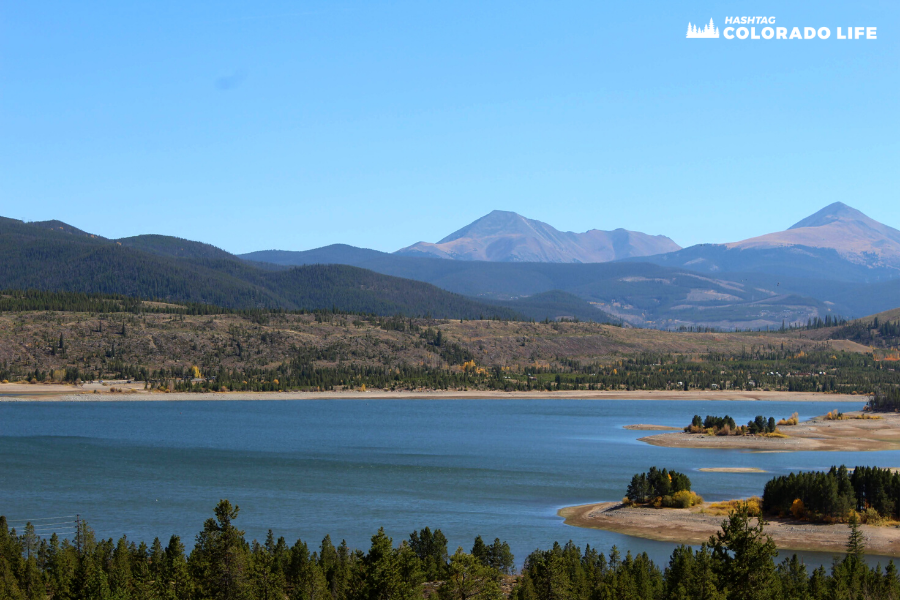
[116,234,238,261]
[241,244,837,328]
[632,203,900,283]
[729,202,900,269]
[242,244,389,266]
[0,217,521,319]
[396,210,680,263]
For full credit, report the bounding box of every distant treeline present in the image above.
[6,348,900,398]
[805,315,850,329]
[146,349,900,395]
[836,317,900,349]
[687,414,778,435]
[3,500,899,600]
[869,388,900,412]
[763,465,900,523]
[675,315,850,334]
[0,289,294,317]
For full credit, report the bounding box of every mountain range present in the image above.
[3,202,898,329]
[0,216,620,323]
[637,203,900,282]
[396,210,680,262]
[242,203,900,328]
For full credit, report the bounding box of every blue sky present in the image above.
[2,1,896,253]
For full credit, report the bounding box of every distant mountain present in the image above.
[243,244,388,266]
[484,290,622,324]
[241,244,841,329]
[395,210,680,263]
[730,202,900,269]
[0,217,522,319]
[633,203,900,283]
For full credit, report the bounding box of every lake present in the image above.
[1,398,895,567]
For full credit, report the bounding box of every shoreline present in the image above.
[0,385,870,403]
[638,412,900,452]
[558,502,900,558]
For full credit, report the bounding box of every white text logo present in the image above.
[686,17,877,41]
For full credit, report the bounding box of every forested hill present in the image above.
[0,217,523,319]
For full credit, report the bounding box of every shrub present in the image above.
[777,412,799,426]
[862,507,883,525]
[705,497,761,517]
[790,499,805,520]
[662,490,703,508]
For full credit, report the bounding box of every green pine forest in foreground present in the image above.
[2,497,900,600]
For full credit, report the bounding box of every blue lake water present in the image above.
[1,398,896,568]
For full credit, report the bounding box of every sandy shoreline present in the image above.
[698,467,767,473]
[639,412,900,452]
[559,502,900,558]
[0,384,870,403]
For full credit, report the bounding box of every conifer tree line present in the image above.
[624,468,693,506]
[763,465,900,522]
[868,388,900,412]
[0,501,512,600]
[4,348,900,398]
[836,317,900,349]
[3,501,900,600]
[513,505,898,600]
[687,415,778,435]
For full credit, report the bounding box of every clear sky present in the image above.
[2,1,897,253]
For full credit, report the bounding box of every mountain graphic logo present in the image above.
[687,19,719,38]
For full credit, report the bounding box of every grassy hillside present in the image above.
[2,301,895,395]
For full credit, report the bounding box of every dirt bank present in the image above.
[0,384,869,403]
[559,502,900,557]
[639,412,900,452]
[697,468,767,473]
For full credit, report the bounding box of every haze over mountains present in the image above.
[733,203,900,268]
[242,203,900,328]
[396,210,681,263]
[637,203,900,282]
[3,202,898,329]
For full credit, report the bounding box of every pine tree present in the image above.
[438,548,502,600]
[846,512,865,560]
[710,504,778,600]
[190,500,250,600]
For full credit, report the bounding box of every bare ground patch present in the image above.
[559,502,900,557]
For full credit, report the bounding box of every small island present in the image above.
[560,465,900,557]
[638,409,900,452]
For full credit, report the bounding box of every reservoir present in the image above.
[0,398,893,566]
